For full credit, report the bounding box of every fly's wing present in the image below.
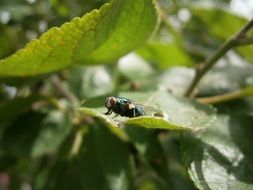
[133,102,161,114]
[133,102,168,118]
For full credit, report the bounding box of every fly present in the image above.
[104,96,165,118]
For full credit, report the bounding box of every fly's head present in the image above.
[105,96,117,110]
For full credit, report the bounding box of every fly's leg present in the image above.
[104,109,113,115]
[112,114,119,119]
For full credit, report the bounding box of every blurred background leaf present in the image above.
[181,114,253,190]
[35,124,133,190]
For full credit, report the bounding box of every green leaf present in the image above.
[137,43,194,69]
[198,59,253,95]
[189,8,253,63]
[118,53,155,80]
[157,59,253,97]
[0,0,158,76]
[1,112,46,157]
[0,95,44,124]
[31,110,72,157]
[79,91,216,131]
[157,67,194,95]
[39,124,133,190]
[181,114,253,190]
[0,26,17,59]
[1,110,71,157]
[68,66,114,99]
[160,132,197,190]
[190,8,245,40]
[135,171,166,190]
[242,86,253,97]
[124,127,169,182]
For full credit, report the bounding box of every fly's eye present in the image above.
[105,96,117,108]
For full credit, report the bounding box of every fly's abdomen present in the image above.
[134,106,146,117]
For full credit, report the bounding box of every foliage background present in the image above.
[0,0,253,189]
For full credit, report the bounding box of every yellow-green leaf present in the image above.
[0,0,158,77]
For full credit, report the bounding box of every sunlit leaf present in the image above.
[137,43,194,69]
[0,0,158,76]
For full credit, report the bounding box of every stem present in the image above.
[184,19,253,97]
[70,129,83,157]
[50,74,79,106]
[236,37,253,45]
[197,85,253,104]
[158,3,182,45]
[197,91,244,104]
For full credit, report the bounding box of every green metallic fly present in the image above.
[104,96,165,118]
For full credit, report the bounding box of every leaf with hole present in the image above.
[79,91,217,131]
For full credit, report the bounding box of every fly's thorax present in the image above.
[128,103,136,109]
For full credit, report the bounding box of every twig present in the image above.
[70,129,83,157]
[50,74,79,106]
[197,87,253,104]
[197,91,243,104]
[184,19,253,97]
[157,3,182,45]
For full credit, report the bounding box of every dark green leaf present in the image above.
[0,95,44,123]
[135,171,165,190]
[39,124,133,190]
[1,110,71,157]
[31,110,72,157]
[181,114,253,190]
[125,127,169,184]
[1,112,46,157]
